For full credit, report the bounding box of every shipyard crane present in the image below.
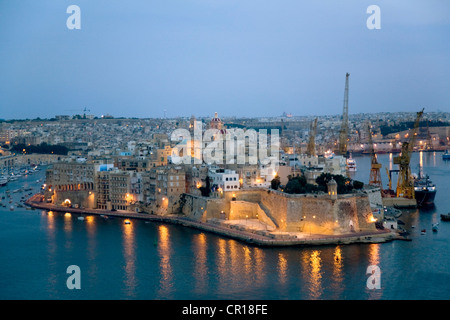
[338,73,350,157]
[307,118,318,157]
[367,123,382,188]
[394,108,424,199]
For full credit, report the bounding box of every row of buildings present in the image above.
[40,112,352,216]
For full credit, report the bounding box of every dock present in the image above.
[26,194,398,247]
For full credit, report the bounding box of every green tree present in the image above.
[270,175,281,190]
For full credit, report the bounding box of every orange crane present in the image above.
[394,108,424,199]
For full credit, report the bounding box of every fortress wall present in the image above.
[181,189,376,235]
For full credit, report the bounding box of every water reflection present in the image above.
[122,221,136,298]
[331,246,344,298]
[369,244,380,266]
[419,151,423,169]
[85,216,98,281]
[253,247,265,286]
[367,244,382,299]
[64,212,73,251]
[192,233,208,294]
[216,238,228,295]
[277,252,288,285]
[389,152,393,171]
[302,250,323,299]
[157,225,173,298]
[45,211,57,293]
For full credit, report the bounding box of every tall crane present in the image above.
[338,73,350,157]
[307,118,318,157]
[367,123,382,188]
[394,108,424,199]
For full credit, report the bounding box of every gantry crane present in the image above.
[367,123,382,188]
[338,73,350,157]
[307,118,318,157]
[394,108,424,199]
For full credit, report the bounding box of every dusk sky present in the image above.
[0,0,449,120]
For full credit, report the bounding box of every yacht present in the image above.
[346,153,357,172]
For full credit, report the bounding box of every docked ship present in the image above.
[413,169,436,207]
[346,153,357,172]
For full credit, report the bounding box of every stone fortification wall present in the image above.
[181,189,376,235]
[52,190,95,210]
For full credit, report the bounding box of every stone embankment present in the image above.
[26,194,399,247]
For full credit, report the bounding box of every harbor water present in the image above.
[0,152,449,300]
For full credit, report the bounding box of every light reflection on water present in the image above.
[192,233,208,295]
[122,220,136,298]
[157,224,173,298]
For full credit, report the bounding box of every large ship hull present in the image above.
[415,190,436,206]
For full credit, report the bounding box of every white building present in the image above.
[209,168,240,192]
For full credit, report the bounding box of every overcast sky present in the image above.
[0,0,449,119]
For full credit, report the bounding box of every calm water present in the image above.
[1,152,449,300]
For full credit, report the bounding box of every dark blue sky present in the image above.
[0,0,449,119]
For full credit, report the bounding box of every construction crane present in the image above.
[394,108,424,199]
[367,123,382,188]
[306,118,318,157]
[338,73,350,157]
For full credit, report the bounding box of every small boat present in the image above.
[124,220,131,225]
[443,150,450,160]
[421,229,426,235]
[432,223,438,232]
[10,205,14,211]
[441,214,450,221]
[77,216,85,221]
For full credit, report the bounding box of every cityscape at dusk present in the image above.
[0,0,449,309]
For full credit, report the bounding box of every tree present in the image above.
[284,175,320,194]
[353,180,364,190]
[270,176,280,190]
[315,173,355,194]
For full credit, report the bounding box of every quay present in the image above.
[25,194,399,247]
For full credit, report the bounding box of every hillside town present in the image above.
[1,109,449,237]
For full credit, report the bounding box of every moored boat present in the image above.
[440,214,450,221]
[443,150,450,160]
[414,166,436,207]
[346,153,357,172]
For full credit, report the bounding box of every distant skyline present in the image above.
[0,0,449,120]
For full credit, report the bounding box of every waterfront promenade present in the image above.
[25,194,397,247]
